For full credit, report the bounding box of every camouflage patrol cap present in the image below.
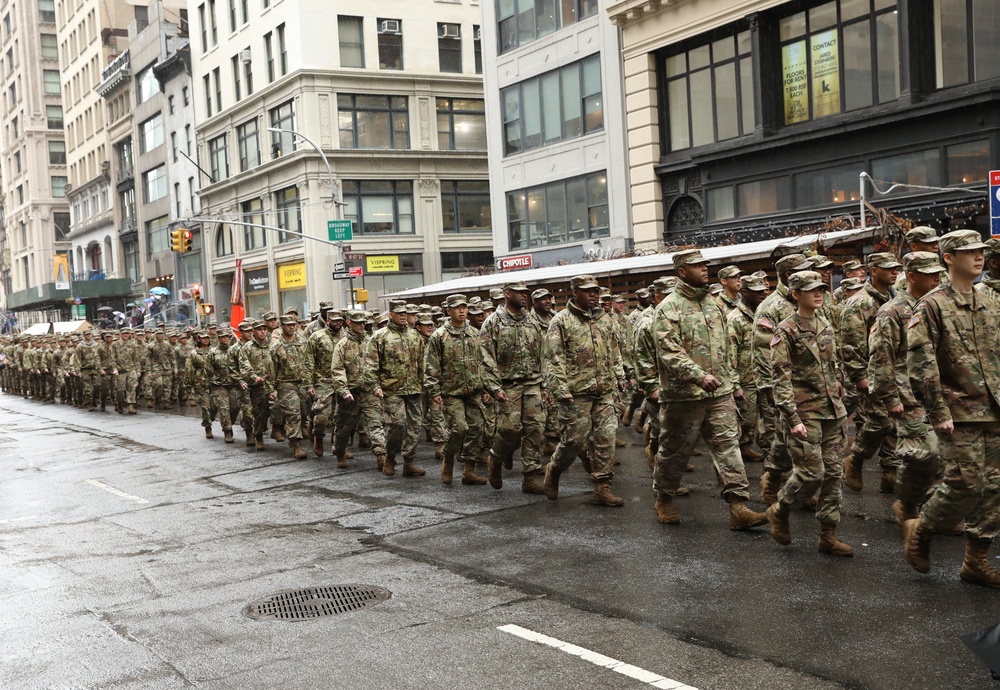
[867,252,903,269]
[284,307,300,316]
[570,274,599,289]
[599,288,612,301]
[326,309,344,320]
[217,329,232,338]
[405,304,420,314]
[196,330,211,339]
[490,287,504,300]
[613,295,626,303]
[389,300,407,313]
[261,311,278,320]
[651,276,677,295]
[940,229,989,254]
[709,283,724,295]
[790,257,815,271]
[751,270,768,280]
[102,332,114,339]
[841,260,863,272]
[740,274,767,291]
[810,254,834,269]
[774,253,807,275]
[788,270,828,292]
[417,315,435,326]
[279,315,297,325]
[238,321,253,332]
[346,310,366,323]
[840,277,864,291]
[635,288,651,299]
[986,238,1000,260]
[905,226,938,244]
[717,265,741,279]
[902,251,946,275]
[445,294,469,308]
[318,301,333,309]
[531,288,552,299]
[418,304,432,311]
[504,280,530,291]
[378,312,390,324]
[673,249,709,268]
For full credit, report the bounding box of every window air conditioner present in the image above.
[438,24,459,39]
[239,49,251,63]
[379,19,401,35]
[474,27,481,41]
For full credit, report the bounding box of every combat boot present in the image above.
[402,458,425,477]
[224,429,233,444]
[345,449,354,459]
[633,409,646,432]
[313,434,324,457]
[521,471,544,495]
[543,438,557,455]
[740,444,764,462]
[336,451,349,469]
[902,518,932,573]
[878,467,897,494]
[290,440,307,459]
[543,462,561,500]
[615,436,626,448]
[358,433,371,449]
[434,443,445,462]
[205,427,214,439]
[843,453,863,492]
[440,451,455,485]
[667,484,690,497]
[87,403,95,412]
[147,398,154,409]
[760,470,780,506]
[892,499,918,528]
[255,434,265,450]
[376,452,387,472]
[486,451,503,489]
[728,496,768,531]
[270,425,286,443]
[766,502,791,544]
[644,444,655,471]
[128,404,136,415]
[462,459,487,485]
[818,524,854,557]
[621,408,633,427]
[654,492,680,524]
[382,454,396,477]
[246,431,255,447]
[959,537,1000,589]
[592,480,624,507]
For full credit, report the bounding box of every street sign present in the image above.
[334,261,346,272]
[349,266,363,277]
[344,252,366,261]
[990,170,1000,238]
[332,271,352,280]
[327,219,353,242]
[497,254,533,271]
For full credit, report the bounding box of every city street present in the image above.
[1,395,997,690]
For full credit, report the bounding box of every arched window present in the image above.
[103,235,114,274]
[87,242,102,272]
[215,223,234,256]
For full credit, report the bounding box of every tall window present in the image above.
[54,212,70,242]
[474,25,482,74]
[441,181,491,233]
[497,0,599,54]
[143,166,167,203]
[779,1,898,126]
[269,100,295,157]
[208,0,218,46]
[665,31,754,151]
[46,105,62,129]
[277,23,287,75]
[43,69,59,94]
[146,215,170,255]
[338,94,409,149]
[213,67,222,113]
[120,188,136,226]
[342,181,414,235]
[377,18,403,70]
[215,224,234,256]
[209,134,229,181]
[502,54,603,156]
[265,32,274,82]
[275,186,301,243]
[51,176,67,198]
[438,23,462,73]
[339,16,364,68]
[237,118,260,171]
[228,0,237,32]
[244,55,254,95]
[242,198,266,249]
[934,0,1000,87]
[507,171,608,249]
[203,74,213,116]
[39,0,55,23]
[232,55,242,101]
[437,98,486,150]
[199,3,208,52]
[41,33,58,59]
[123,239,139,281]
[48,140,66,164]
[140,113,164,153]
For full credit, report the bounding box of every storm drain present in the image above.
[243,585,391,621]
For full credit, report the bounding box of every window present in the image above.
[183,86,190,105]
[203,74,213,116]
[48,140,66,164]
[437,98,486,150]
[265,32,274,82]
[213,67,222,113]
[338,94,409,149]
[43,70,60,94]
[188,177,196,212]
[779,1,898,126]
[199,3,208,52]
[46,105,63,129]
[209,134,229,181]
[934,0,1000,88]
[438,23,461,73]
[215,224,234,256]
[232,56,242,101]
[244,57,254,95]
[474,25,482,74]
[871,149,941,193]
[441,250,495,275]
[171,132,178,162]
[140,113,164,153]
[377,18,403,70]
[136,65,159,103]
[441,181,491,233]
[13,150,20,173]
[277,23,287,75]
[168,95,175,114]
[241,0,248,24]
[343,181,414,235]
[237,118,260,171]
[185,125,192,155]
[147,215,170,255]
[51,176,67,198]
[737,178,791,216]
[54,212,70,243]
[497,0,599,54]
[209,0,218,46]
[947,140,990,185]
[117,138,134,175]
[41,34,58,59]
[507,171,608,249]
[12,116,18,137]
[793,164,860,207]
[123,239,139,282]
[274,186,301,243]
[39,0,56,23]
[269,100,295,157]
[175,183,182,217]
[502,54,602,155]
[242,198,266,249]
[665,31,754,151]
[228,0,236,32]
[706,187,735,222]
[339,16,364,68]
[120,188,136,226]
[143,166,167,203]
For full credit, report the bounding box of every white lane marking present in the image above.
[86,479,149,504]
[498,624,699,690]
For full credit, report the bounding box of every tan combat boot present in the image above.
[382,454,396,477]
[486,451,502,489]
[644,444,655,471]
[462,459,487,485]
[128,404,135,415]
[740,444,764,462]
[843,453,863,492]
[344,449,354,459]
[376,452,387,472]
[542,462,561,500]
[959,537,1000,588]
[766,502,791,545]
[878,467,897,494]
[728,496,768,531]
[224,429,233,444]
[654,492,680,524]
[892,499,918,528]
[621,407,633,427]
[205,427,214,439]
[402,457,425,477]
[902,518,932,573]
[521,471,544,495]
[336,451,348,469]
[291,439,307,459]
[313,434,324,457]
[760,470,780,506]
[246,431,255,447]
[255,433,265,450]
[818,524,854,557]
[441,451,455,485]
[592,480,624,507]
[615,436,626,448]
[434,443,445,462]
[270,425,286,443]
[632,409,646,432]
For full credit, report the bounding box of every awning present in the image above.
[22,321,93,335]
[389,226,880,301]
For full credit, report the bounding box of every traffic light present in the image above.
[198,303,214,316]
[170,228,193,253]
[354,288,369,304]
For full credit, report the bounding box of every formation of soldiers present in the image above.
[2,226,999,589]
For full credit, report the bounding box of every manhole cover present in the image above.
[243,584,391,621]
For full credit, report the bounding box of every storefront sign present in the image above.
[277,262,307,289]
[497,254,533,271]
[810,30,840,118]
[53,254,70,290]
[990,170,1000,238]
[245,268,270,293]
[366,255,399,273]
[782,41,809,125]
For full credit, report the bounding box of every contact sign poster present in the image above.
[810,29,841,118]
[782,40,808,125]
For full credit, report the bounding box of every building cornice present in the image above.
[607,0,670,27]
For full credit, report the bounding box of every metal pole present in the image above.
[265,127,341,220]
[859,172,868,232]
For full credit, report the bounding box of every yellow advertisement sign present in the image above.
[810,29,840,118]
[782,41,809,125]
[53,253,70,290]
[277,261,307,289]
[366,255,399,273]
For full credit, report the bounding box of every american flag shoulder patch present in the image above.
[759,317,775,331]
[770,334,781,347]
[907,313,921,329]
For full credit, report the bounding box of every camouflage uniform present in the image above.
[147,336,175,409]
[332,326,380,457]
[98,339,116,409]
[76,338,102,408]
[208,338,234,436]
[753,275,798,476]
[185,343,216,430]
[425,318,484,462]
[363,315,425,463]
[272,326,311,443]
[977,277,1000,303]
[530,305,559,446]
[112,335,141,409]
[241,329,277,443]
[728,298,759,452]
[307,324,343,447]
[228,331,255,442]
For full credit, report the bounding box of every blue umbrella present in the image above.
[149,287,170,296]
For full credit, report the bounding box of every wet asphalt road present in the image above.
[0,394,997,690]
